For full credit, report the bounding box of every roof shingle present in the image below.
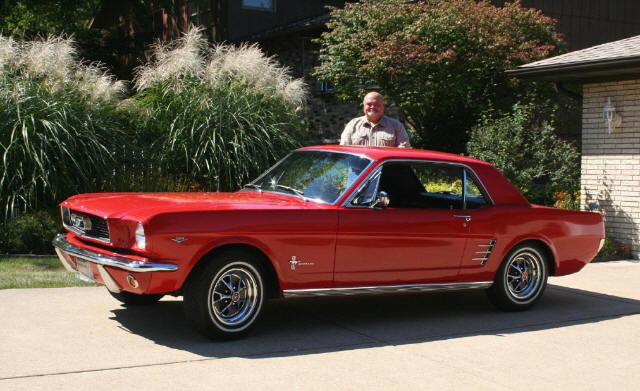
[519,35,640,69]
[508,35,640,81]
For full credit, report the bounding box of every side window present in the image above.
[465,170,489,209]
[350,162,489,210]
[413,164,463,209]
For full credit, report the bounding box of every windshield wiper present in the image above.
[243,183,262,193]
[276,184,305,200]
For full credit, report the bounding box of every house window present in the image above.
[242,0,275,11]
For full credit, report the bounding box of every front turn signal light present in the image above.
[135,223,146,250]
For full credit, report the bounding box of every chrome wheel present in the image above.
[184,253,266,340]
[184,250,268,339]
[487,244,548,311]
[209,266,260,328]
[505,250,542,301]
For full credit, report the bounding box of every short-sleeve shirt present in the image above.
[340,115,410,148]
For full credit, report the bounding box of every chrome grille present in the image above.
[472,239,496,265]
[61,207,110,243]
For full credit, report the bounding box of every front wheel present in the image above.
[487,244,549,311]
[183,251,265,340]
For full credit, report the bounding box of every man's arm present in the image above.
[395,123,411,148]
[340,119,357,145]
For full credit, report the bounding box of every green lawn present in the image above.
[0,257,98,289]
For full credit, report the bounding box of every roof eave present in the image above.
[507,56,640,82]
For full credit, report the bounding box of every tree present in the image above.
[0,0,100,38]
[314,0,565,152]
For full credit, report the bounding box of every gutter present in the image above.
[507,55,640,79]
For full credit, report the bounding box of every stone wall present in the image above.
[581,80,640,259]
[306,94,361,144]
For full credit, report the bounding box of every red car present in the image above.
[53,146,604,339]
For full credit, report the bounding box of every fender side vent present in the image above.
[472,239,496,265]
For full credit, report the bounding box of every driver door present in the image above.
[333,161,472,286]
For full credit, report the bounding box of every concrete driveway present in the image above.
[1,260,639,390]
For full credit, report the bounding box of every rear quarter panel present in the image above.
[458,205,604,282]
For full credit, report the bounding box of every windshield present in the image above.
[249,150,373,204]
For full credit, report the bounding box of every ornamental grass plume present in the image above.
[0,36,18,69]
[76,65,126,103]
[132,26,309,192]
[136,26,307,110]
[134,27,206,92]
[22,36,76,81]
[0,34,127,219]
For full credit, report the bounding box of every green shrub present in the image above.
[597,238,624,257]
[129,28,309,191]
[467,103,579,205]
[0,35,126,219]
[0,210,60,254]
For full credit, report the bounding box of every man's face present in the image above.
[363,94,384,123]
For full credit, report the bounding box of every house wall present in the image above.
[493,0,640,50]
[581,80,640,259]
[227,0,347,41]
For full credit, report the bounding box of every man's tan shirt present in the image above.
[340,115,410,148]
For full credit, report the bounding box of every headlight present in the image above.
[135,223,146,250]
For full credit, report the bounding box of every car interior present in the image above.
[375,163,488,210]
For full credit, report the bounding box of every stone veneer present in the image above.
[581,80,640,259]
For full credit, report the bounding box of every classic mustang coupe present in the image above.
[53,146,604,339]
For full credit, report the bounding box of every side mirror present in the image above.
[371,191,389,209]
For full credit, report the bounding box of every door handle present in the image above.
[453,214,471,222]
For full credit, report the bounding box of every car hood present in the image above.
[61,190,333,220]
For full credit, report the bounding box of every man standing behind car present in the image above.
[340,91,410,148]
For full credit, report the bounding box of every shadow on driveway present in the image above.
[109,284,640,358]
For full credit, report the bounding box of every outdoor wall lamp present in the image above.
[603,97,622,133]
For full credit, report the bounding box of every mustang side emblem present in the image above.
[289,256,314,271]
[70,213,92,231]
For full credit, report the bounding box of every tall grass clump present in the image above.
[0,35,126,219]
[132,27,308,191]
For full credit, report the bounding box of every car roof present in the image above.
[300,145,491,166]
[299,145,529,206]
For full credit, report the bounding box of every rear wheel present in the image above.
[183,250,265,340]
[108,290,164,306]
[487,244,548,311]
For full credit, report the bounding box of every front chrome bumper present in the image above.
[52,234,178,293]
[52,234,178,272]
